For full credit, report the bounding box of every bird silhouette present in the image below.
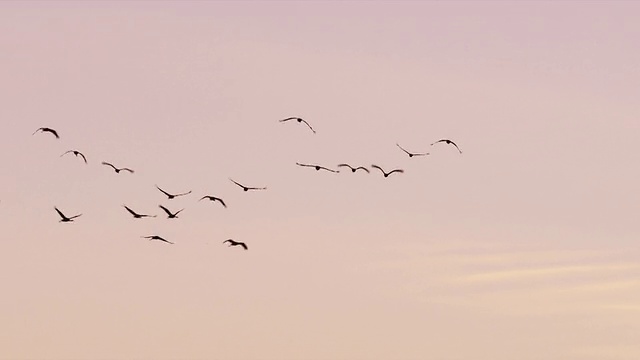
[158,205,184,219]
[102,162,134,174]
[229,178,267,192]
[123,205,156,218]
[142,235,174,244]
[371,164,404,177]
[296,162,339,173]
[279,117,316,133]
[431,139,462,153]
[61,150,88,164]
[396,143,429,157]
[337,164,370,173]
[156,185,191,199]
[33,127,59,139]
[199,196,227,208]
[224,239,248,250]
[54,206,81,222]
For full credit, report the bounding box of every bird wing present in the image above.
[296,162,312,167]
[248,186,267,190]
[156,185,172,197]
[123,205,139,217]
[48,129,60,138]
[61,150,73,157]
[54,207,66,219]
[78,152,88,163]
[175,190,192,197]
[337,164,354,169]
[32,128,42,135]
[174,208,185,216]
[215,198,227,207]
[223,239,233,245]
[240,242,248,250]
[319,166,338,173]
[102,162,116,170]
[229,178,245,188]
[356,167,370,173]
[158,205,173,216]
[396,143,411,155]
[199,196,210,201]
[158,237,173,244]
[68,214,82,220]
[388,169,405,175]
[370,164,385,174]
[430,139,447,146]
[121,168,135,173]
[300,119,316,133]
[450,142,462,153]
[279,117,297,122]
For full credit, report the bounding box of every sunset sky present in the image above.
[1,1,639,359]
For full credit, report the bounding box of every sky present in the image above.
[1,1,639,359]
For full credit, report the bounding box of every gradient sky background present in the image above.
[1,1,639,359]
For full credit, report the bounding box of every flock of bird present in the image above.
[32,120,462,250]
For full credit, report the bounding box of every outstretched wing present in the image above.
[68,214,82,220]
[215,197,227,208]
[102,162,117,170]
[120,168,135,173]
[229,178,245,188]
[158,205,173,216]
[370,164,385,174]
[296,162,313,168]
[355,166,370,173]
[337,163,354,170]
[240,242,248,250]
[450,141,463,153]
[61,150,74,157]
[156,185,172,197]
[396,143,411,155]
[279,117,297,122]
[123,205,139,217]
[319,166,338,173]
[77,152,88,163]
[299,119,316,133]
[388,169,405,175]
[175,190,192,197]
[54,207,66,219]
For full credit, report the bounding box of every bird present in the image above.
[33,127,59,139]
[102,162,134,173]
[431,139,462,153]
[337,164,370,173]
[295,162,339,173]
[61,150,88,164]
[156,185,191,200]
[123,205,156,218]
[279,117,316,133]
[229,178,267,192]
[371,164,404,177]
[223,239,248,250]
[158,205,184,219]
[142,235,174,245]
[396,143,429,158]
[199,196,227,208]
[54,206,81,222]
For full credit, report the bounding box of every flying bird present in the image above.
[123,205,156,218]
[223,239,248,250]
[102,162,134,174]
[396,143,429,158]
[33,127,59,139]
[142,235,174,245]
[61,150,88,164]
[371,164,404,178]
[54,206,81,222]
[431,139,462,153]
[156,185,192,200]
[158,205,184,219]
[337,164,370,173]
[296,162,339,173]
[199,196,227,208]
[229,178,267,192]
[279,117,316,133]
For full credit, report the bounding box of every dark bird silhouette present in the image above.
[296,162,339,173]
[102,162,134,174]
[371,164,404,177]
[123,205,156,218]
[61,150,88,164]
[33,127,59,139]
[158,205,184,219]
[54,206,81,222]
[431,139,462,153]
[337,164,370,173]
[224,239,248,250]
[156,185,191,200]
[142,235,174,245]
[396,143,429,157]
[229,178,267,192]
[279,117,316,133]
[199,196,227,208]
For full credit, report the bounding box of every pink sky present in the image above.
[1,1,639,359]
